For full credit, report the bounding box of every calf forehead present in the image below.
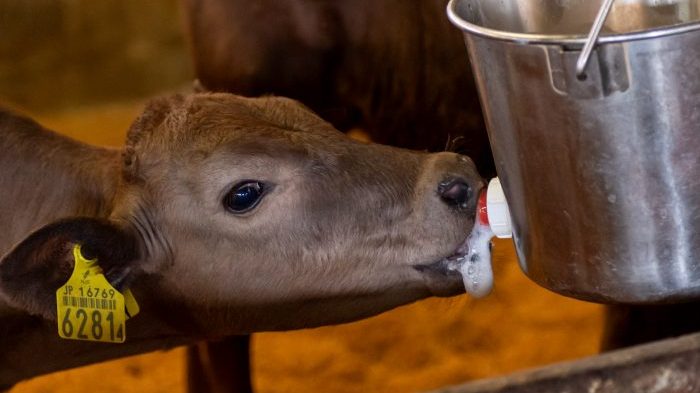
[124,93,345,179]
[193,94,334,136]
[131,93,334,152]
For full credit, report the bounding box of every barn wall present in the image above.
[0,0,191,111]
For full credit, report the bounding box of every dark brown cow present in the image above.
[183,0,493,177]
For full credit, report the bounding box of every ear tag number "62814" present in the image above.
[55,244,139,343]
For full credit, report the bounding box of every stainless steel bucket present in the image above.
[448,0,700,303]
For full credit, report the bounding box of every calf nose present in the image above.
[438,178,473,209]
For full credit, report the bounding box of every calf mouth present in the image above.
[413,233,472,297]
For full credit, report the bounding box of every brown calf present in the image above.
[0,92,482,388]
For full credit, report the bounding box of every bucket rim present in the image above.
[447,0,700,46]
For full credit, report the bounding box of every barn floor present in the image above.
[8,101,604,393]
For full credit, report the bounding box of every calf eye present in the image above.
[223,181,266,213]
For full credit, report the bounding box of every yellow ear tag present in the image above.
[55,244,139,343]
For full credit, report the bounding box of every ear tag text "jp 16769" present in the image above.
[55,244,139,343]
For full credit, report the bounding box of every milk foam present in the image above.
[460,220,495,298]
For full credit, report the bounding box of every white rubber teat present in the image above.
[486,178,512,239]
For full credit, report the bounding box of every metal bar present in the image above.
[426,331,700,393]
[576,0,615,80]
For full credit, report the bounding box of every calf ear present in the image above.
[0,217,141,320]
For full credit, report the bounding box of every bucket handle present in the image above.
[576,0,615,80]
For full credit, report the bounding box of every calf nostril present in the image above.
[438,178,473,209]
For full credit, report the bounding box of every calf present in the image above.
[0,92,482,388]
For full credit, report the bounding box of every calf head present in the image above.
[0,93,482,335]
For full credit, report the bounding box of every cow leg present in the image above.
[187,335,253,393]
[601,302,700,351]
